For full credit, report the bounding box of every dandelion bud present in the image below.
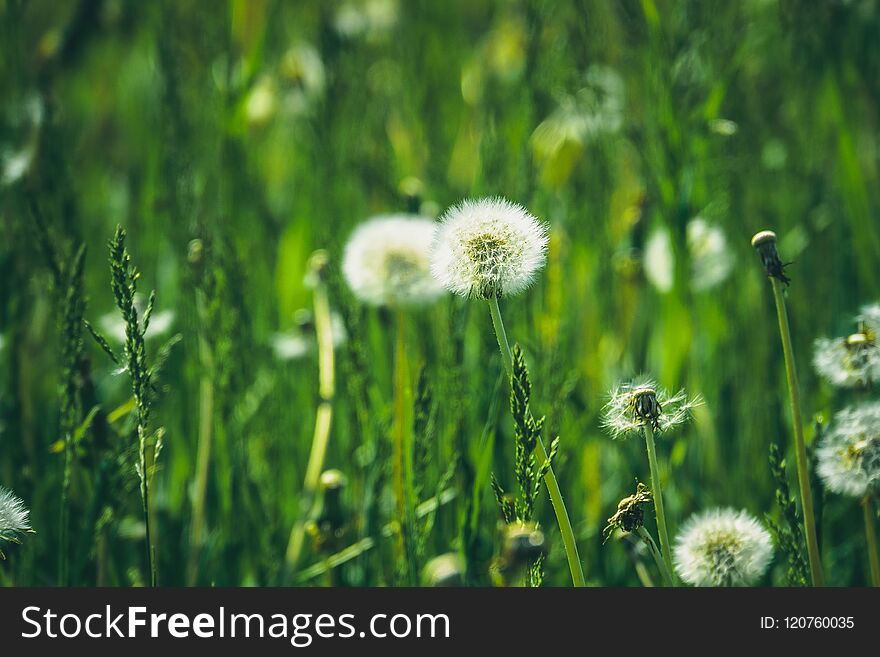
[0,486,34,558]
[673,508,773,587]
[498,523,546,574]
[603,482,652,541]
[431,197,549,299]
[422,553,465,587]
[750,229,790,284]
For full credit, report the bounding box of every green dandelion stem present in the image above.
[636,526,674,587]
[863,496,880,587]
[487,297,586,587]
[643,424,675,583]
[770,277,825,586]
[285,261,336,573]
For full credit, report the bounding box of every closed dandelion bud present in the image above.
[431,197,549,299]
[816,402,880,498]
[0,486,34,558]
[673,508,773,587]
[342,215,445,307]
[603,482,653,541]
[307,470,349,554]
[422,553,465,587]
[750,229,790,284]
[499,523,546,574]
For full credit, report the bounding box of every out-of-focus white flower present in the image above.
[431,197,548,299]
[643,227,674,293]
[272,310,348,361]
[687,218,734,291]
[99,295,174,344]
[813,302,880,388]
[708,118,738,136]
[601,376,701,439]
[343,214,444,307]
[280,43,325,115]
[817,402,880,498]
[245,75,278,126]
[0,486,34,557]
[334,0,398,40]
[674,508,773,587]
[1,92,43,187]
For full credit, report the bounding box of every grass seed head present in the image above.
[431,197,548,299]
[673,508,773,587]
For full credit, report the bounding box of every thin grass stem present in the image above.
[487,297,586,587]
[863,496,880,587]
[770,277,825,586]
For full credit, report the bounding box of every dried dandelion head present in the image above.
[750,230,790,285]
[431,197,549,299]
[342,214,445,307]
[673,508,773,587]
[602,377,701,439]
[603,482,653,542]
[813,302,880,389]
[0,486,34,557]
[816,402,880,498]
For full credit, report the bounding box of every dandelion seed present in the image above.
[817,402,880,498]
[431,197,549,299]
[0,487,34,557]
[674,508,773,587]
[342,214,444,307]
[813,302,880,388]
[601,377,701,440]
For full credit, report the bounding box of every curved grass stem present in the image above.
[285,259,336,574]
[770,278,825,586]
[487,297,586,587]
[636,526,674,586]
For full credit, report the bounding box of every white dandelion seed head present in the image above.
[812,301,880,388]
[817,402,880,498]
[430,197,549,299]
[0,486,33,547]
[601,376,701,439]
[343,214,444,307]
[674,508,773,587]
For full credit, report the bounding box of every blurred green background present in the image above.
[1,0,879,586]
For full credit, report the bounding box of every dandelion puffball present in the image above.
[0,486,33,555]
[817,402,880,498]
[342,214,445,307]
[813,302,880,388]
[673,508,773,587]
[431,197,549,299]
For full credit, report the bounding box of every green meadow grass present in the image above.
[1,0,878,586]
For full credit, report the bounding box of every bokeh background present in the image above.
[1,0,879,586]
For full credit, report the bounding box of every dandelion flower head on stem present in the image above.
[817,401,880,498]
[342,214,445,307]
[673,508,773,587]
[601,376,701,439]
[430,197,549,299]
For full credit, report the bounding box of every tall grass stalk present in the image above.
[642,424,675,581]
[863,496,880,587]
[285,252,336,574]
[108,226,158,586]
[769,277,825,586]
[487,297,586,587]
